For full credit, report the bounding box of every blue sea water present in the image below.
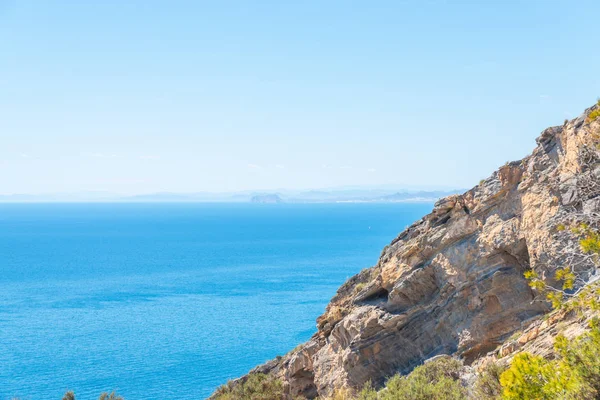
[0,203,432,400]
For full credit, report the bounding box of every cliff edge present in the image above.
[213,101,600,399]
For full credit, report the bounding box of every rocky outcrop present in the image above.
[468,302,596,376]
[214,102,600,399]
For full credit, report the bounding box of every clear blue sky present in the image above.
[1,0,599,195]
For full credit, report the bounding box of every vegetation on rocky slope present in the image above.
[213,373,287,400]
[586,100,600,123]
[499,321,600,399]
[496,218,600,400]
[366,357,466,400]
[212,305,600,400]
[214,356,467,400]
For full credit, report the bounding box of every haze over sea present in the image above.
[0,203,431,400]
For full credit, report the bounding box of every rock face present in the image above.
[217,103,600,399]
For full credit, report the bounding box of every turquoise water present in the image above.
[0,203,431,400]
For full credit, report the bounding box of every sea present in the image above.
[0,202,432,400]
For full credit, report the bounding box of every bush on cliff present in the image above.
[503,218,600,400]
[213,373,285,400]
[587,100,600,123]
[380,357,465,400]
[356,381,378,400]
[324,357,465,400]
[500,321,600,399]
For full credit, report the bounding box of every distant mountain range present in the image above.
[0,187,465,203]
[250,194,284,203]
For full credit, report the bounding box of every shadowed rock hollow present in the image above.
[214,102,600,399]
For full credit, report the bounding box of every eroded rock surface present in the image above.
[214,103,600,399]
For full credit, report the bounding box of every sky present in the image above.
[1,0,599,195]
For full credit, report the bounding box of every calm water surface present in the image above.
[0,203,431,400]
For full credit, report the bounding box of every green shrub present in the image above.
[320,357,465,400]
[356,381,378,400]
[555,320,600,395]
[580,229,600,254]
[500,323,600,399]
[379,357,466,400]
[588,100,600,123]
[499,353,556,399]
[214,373,285,400]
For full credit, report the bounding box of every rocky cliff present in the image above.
[215,102,600,399]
